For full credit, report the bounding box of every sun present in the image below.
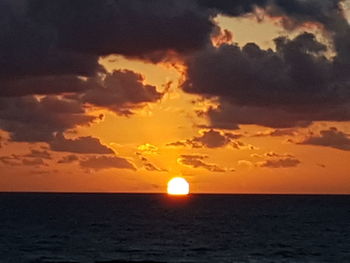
[167,177,190,195]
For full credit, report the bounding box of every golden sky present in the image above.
[1,2,350,194]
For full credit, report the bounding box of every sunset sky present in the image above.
[1,0,350,194]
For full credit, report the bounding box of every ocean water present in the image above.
[0,193,349,263]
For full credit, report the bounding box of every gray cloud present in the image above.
[49,133,114,154]
[254,152,301,168]
[136,153,167,172]
[178,154,226,172]
[57,154,79,164]
[0,70,163,143]
[184,32,350,128]
[168,129,244,149]
[23,149,52,160]
[22,157,47,167]
[300,127,350,151]
[0,96,96,142]
[80,155,136,171]
[80,70,163,115]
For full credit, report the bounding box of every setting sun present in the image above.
[167,177,190,195]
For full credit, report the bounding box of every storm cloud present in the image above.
[1,0,350,141]
[184,32,350,128]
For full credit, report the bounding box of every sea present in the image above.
[0,193,349,263]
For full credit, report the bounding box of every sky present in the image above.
[0,0,350,194]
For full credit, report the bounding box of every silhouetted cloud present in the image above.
[177,154,226,172]
[23,149,52,160]
[254,152,301,168]
[22,158,47,167]
[257,157,301,168]
[136,153,167,172]
[0,154,47,167]
[57,154,79,164]
[1,0,350,147]
[0,96,96,142]
[0,155,21,166]
[167,129,246,149]
[80,155,136,171]
[80,70,163,115]
[49,133,114,154]
[300,127,350,151]
[0,0,214,76]
[184,32,350,128]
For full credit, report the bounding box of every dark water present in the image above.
[0,193,350,263]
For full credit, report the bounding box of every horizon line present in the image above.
[0,191,350,196]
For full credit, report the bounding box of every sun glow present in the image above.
[167,177,190,195]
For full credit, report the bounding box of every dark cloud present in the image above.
[178,154,226,172]
[80,70,163,115]
[57,154,79,164]
[300,127,350,151]
[1,0,350,143]
[136,153,167,172]
[168,129,244,149]
[0,69,164,143]
[198,0,269,17]
[80,155,136,171]
[23,149,52,160]
[49,133,114,154]
[254,152,301,168]
[257,157,301,168]
[0,153,47,167]
[0,96,96,142]
[0,75,98,97]
[0,0,214,82]
[191,129,233,148]
[27,0,214,60]
[199,0,344,33]
[184,32,350,128]
[22,157,46,167]
[0,155,21,166]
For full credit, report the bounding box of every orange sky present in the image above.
[1,12,350,194]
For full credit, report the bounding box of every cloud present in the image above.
[0,75,98,97]
[23,149,52,159]
[136,153,167,172]
[254,152,301,168]
[0,69,164,143]
[80,70,162,115]
[184,32,350,128]
[0,155,21,166]
[5,0,214,65]
[49,133,114,154]
[0,154,47,167]
[257,157,301,168]
[22,158,47,167]
[167,129,246,149]
[0,96,97,142]
[79,155,136,171]
[177,154,226,172]
[300,127,350,151]
[190,129,234,148]
[1,0,350,145]
[57,154,79,164]
[254,128,297,137]
[137,144,159,155]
